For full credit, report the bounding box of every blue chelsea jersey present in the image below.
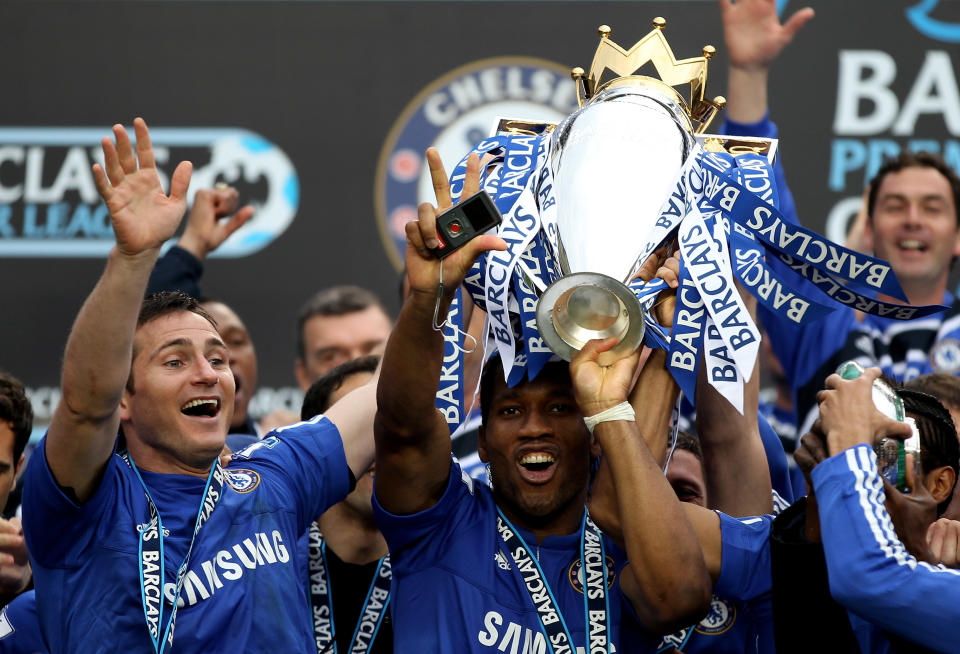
[373,460,657,653]
[22,416,351,654]
[701,504,926,654]
[0,591,46,654]
[669,514,775,654]
[814,446,960,653]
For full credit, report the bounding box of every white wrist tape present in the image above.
[583,401,636,434]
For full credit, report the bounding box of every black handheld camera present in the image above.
[429,190,502,259]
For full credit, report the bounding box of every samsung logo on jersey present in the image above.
[0,127,299,258]
[477,611,619,654]
[374,57,577,269]
[162,530,290,608]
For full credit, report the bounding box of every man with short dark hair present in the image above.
[145,186,262,446]
[778,149,960,438]
[666,431,707,508]
[295,286,391,390]
[21,119,377,653]
[811,369,960,651]
[907,372,960,520]
[372,149,710,652]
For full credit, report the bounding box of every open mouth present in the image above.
[517,452,557,483]
[898,239,928,252]
[180,398,221,418]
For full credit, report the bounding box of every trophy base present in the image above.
[535,272,646,367]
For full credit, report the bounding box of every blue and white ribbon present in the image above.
[441,130,943,415]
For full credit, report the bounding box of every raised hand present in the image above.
[405,148,506,299]
[177,185,255,260]
[719,0,814,72]
[632,245,681,329]
[570,337,641,417]
[92,118,193,257]
[0,517,30,598]
[928,518,960,567]
[816,368,913,455]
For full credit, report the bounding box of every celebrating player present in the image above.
[21,119,378,653]
[371,148,711,652]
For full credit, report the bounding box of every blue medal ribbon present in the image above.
[307,523,392,654]
[122,453,224,654]
[435,288,466,434]
[308,524,335,651]
[496,509,609,654]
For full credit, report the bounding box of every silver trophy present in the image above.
[534,20,727,366]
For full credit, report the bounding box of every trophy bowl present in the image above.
[535,85,694,366]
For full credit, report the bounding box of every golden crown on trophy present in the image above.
[570,18,727,133]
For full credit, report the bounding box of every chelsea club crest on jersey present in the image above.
[694,596,736,635]
[374,56,577,270]
[567,554,616,593]
[225,468,262,494]
[931,337,960,374]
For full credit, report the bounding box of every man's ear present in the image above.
[589,434,602,459]
[120,387,133,422]
[295,359,311,393]
[860,211,874,254]
[927,465,957,505]
[10,453,23,493]
[477,425,488,463]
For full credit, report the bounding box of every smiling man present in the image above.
[864,153,960,307]
[372,149,709,652]
[21,119,377,653]
[764,151,960,438]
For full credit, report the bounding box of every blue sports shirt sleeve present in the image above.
[813,445,960,652]
[759,413,794,505]
[714,512,774,602]
[372,460,474,572]
[21,436,119,569]
[229,416,352,533]
[146,245,203,298]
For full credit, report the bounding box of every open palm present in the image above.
[92,118,192,257]
[719,0,814,70]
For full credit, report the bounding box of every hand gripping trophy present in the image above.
[440,18,940,413]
